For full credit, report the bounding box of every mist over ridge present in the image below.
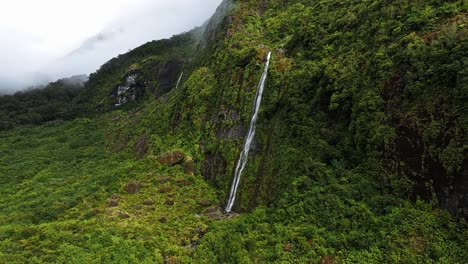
[0,0,222,94]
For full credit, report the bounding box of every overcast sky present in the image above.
[0,0,222,93]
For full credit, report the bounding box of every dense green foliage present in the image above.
[0,0,467,263]
[0,116,218,263]
[0,80,84,130]
[191,0,468,210]
[187,0,468,262]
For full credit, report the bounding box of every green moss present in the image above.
[1,0,467,262]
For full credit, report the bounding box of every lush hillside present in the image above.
[0,116,220,263]
[0,76,86,130]
[0,0,467,263]
[75,31,200,113]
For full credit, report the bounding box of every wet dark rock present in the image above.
[109,57,184,109]
[440,157,468,217]
[201,152,227,182]
[188,226,208,249]
[202,206,234,220]
[226,124,245,139]
[153,59,185,98]
[249,138,262,155]
[110,71,146,107]
[390,125,468,217]
[214,109,244,140]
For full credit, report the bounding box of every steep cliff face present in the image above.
[109,57,185,107]
[181,0,468,215]
[76,32,195,112]
[111,71,143,107]
[79,0,467,216]
[1,0,467,262]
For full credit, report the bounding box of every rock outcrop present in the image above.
[124,181,142,194]
[157,150,186,166]
[110,57,184,108]
[111,71,146,107]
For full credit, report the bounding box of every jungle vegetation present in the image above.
[0,0,467,263]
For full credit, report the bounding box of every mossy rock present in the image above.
[107,194,121,207]
[124,181,142,194]
[107,199,119,207]
[143,198,155,205]
[158,185,173,193]
[198,198,212,206]
[157,150,186,166]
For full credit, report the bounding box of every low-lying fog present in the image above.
[0,0,222,94]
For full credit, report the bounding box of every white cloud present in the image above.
[0,0,222,93]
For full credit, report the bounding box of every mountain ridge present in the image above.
[0,0,467,262]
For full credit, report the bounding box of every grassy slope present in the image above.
[0,114,218,263]
[0,0,467,263]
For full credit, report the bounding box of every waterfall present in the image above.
[175,72,184,90]
[225,51,271,213]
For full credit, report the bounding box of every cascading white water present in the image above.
[225,51,271,213]
[175,72,184,90]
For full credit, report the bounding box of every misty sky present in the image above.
[0,0,222,93]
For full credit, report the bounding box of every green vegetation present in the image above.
[194,169,467,263]
[0,0,467,263]
[0,79,84,130]
[0,116,218,263]
[77,32,197,112]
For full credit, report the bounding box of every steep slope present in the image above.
[184,0,468,216]
[0,0,467,263]
[75,31,200,113]
[0,75,87,130]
